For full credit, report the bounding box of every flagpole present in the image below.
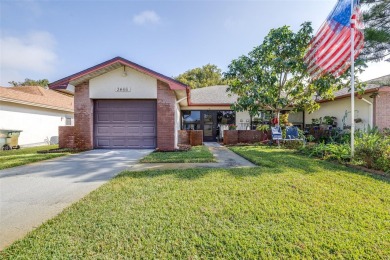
[350,0,355,158]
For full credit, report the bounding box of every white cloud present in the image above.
[360,61,390,82]
[0,31,58,85]
[133,11,160,25]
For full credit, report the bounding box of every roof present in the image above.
[49,56,188,91]
[366,74,390,85]
[0,86,74,112]
[189,85,237,105]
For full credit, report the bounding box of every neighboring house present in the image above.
[49,56,389,151]
[306,75,390,130]
[0,86,74,147]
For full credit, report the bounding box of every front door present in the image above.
[202,111,217,142]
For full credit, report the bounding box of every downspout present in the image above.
[360,97,373,128]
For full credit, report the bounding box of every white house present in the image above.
[0,86,74,147]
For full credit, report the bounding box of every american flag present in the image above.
[305,0,364,79]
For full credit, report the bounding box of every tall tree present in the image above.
[361,0,390,62]
[224,22,361,123]
[175,64,227,89]
[8,78,49,88]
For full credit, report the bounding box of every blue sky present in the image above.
[1,0,389,86]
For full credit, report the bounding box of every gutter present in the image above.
[359,97,374,127]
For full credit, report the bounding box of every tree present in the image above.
[8,78,49,88]
[360,0,390,62]
[175,64,227,89]
[224,22,359,123]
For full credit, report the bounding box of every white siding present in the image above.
[236,111,251,130]
[305,94,374,129]
[0,102,73,147]
[89,67,157,99]
[175,101,181,148]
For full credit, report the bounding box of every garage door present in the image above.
[94,100,156,149]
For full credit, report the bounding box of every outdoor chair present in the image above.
[271,126,283,145]
[284,126,305,144]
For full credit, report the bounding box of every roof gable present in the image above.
[49,56,188,91]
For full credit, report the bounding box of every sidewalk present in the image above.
[128,142,256,171]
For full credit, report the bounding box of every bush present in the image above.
[354,133,390,172]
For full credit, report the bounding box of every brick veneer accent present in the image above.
[74,82,94,150]
[178,130,190,145]
[223,130,270,145]
[157,80,176,151]
[224,130,238,145]
[178,130,203,146]
[59,126,75,148]
[374,88,390,130]
[189,130,203,146]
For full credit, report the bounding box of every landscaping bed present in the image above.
[140,145,215,163]
[1,147,389,258]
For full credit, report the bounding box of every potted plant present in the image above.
[228,124,237,130]
[323,116,334,126]
[311,117,321,126]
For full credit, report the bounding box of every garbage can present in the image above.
[0,129,23,150]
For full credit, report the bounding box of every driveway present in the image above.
[0,149,152,250]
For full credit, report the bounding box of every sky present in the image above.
[1,0,389,86]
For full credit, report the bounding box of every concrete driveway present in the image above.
[0,149,152,250]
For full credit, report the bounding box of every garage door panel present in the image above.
[112,114,127,123]
[96,126,111,135]
[94,100,156,149]
[96,113,112,123]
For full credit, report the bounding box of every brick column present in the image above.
[374,88,390,130]
[74,82,94,150]
[157,80,176,151]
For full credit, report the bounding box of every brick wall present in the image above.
[157,80,176,151]
[178,130,190,145]
[59,126,75,148]
[178,130,203,146]
[223,130,270,145]
[74,82,94,150]
[374,88,390,130]
[224,130,238,145]
[189,130,203,146]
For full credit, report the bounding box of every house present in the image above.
[305,75,390,130]
[50,57,389,151]
[0,86,74,147]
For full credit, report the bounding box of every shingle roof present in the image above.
[0,86,74,112]
[190,85,237,105]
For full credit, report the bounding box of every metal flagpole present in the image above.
[350,0,355,158]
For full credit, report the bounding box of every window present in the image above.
[182,111,200,130]
[217,111,235,125]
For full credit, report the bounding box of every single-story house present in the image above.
[0,86,74,147]
[306,75,390,130]
[49,57,389,151]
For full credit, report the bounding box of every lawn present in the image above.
[1,146,389,258]
[0,145,68,170]
[140,145,215,163]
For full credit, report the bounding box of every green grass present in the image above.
[1,146,390,258]
[140,145,215,163]
[0,145,68,170]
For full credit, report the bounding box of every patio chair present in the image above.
[271,126,283,145]
[284,126,305,143]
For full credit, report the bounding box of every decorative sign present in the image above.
[115,87,131,92]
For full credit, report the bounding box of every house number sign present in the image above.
[115,87,131,92]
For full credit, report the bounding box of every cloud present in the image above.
[0,31,58,85]
[133,10,160,25]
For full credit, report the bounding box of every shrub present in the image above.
[354,133,390,172]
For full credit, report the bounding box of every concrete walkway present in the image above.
[0,149,152,250]
[129,142,256,171]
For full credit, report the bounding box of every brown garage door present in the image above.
[94,100,156,149]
